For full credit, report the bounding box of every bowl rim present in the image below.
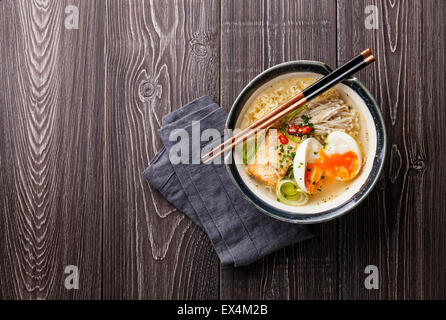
[224,60,387,224]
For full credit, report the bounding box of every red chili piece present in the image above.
[287,124,298,135]
[298,126,311,135]
[278,134,288,144]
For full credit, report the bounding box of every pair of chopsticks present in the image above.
[202,49,375,164]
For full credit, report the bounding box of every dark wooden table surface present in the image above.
[0,0,445,300]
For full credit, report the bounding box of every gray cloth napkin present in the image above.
[143,96,314,267]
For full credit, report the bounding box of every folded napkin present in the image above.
[143,96,314,267]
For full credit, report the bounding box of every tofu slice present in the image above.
[247,129,298,187]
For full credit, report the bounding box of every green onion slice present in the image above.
[242,135,259,165]
[276,179,309,206]
[280,126,301,144]
[284,104,307,120]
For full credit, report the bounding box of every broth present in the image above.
[237,75,370,208]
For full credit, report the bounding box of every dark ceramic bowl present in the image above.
[225,61,386,224]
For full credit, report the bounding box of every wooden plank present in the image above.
[0,0,443,301]
[0,0,104,299]
[337,0,446,299]
[220,0,338,299]
[102,0,220,299]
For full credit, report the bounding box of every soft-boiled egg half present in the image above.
[293,131,362,194]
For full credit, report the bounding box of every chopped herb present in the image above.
[312,181,316,185]
[301,115,311,123]
[321,176,325,179]
[280,165,283,168]
[307,168,311,172]
[284,164,294,179]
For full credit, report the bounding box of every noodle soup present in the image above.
[233,72,376,214]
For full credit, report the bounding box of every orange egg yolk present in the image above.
[305,149,359,194]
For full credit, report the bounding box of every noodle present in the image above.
[241,76,366,207]
[243,77,340,126]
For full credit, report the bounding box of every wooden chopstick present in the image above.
[202,49,375,164]
[202,48,372,161]
[201,92,306,160]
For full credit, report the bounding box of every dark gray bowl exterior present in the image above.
[225,60,387,224]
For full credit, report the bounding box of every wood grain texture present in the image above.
[0,0,445,300]
[102,0,220,299]
[0,0,104,299]
[220,0,338,300]
[337,0,446,299]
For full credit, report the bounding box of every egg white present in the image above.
[293,132,362,193]
[293,138,322,193]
